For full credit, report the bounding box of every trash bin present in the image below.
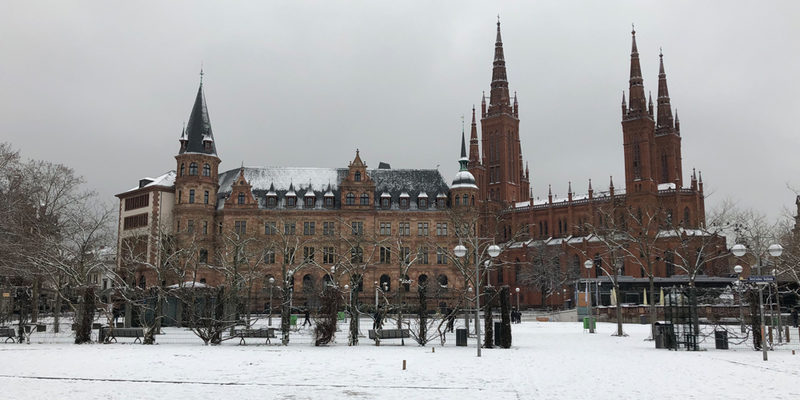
[337,311,345,321]
[583,317,596,332]
[639,314,648,325]
[290,315,298,326]
[715,330,729,350]
[655,323,675,349]
[456,328,468,346]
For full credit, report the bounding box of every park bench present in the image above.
[231,328,276,345]
[368,329,410,341]
[101,327,146,344]
[0,327,15,343]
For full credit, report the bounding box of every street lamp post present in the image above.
[374,281,379,310]
[268,277,275,326]
[454,242,500,357]
[772,268,783,343]
[344,284,350,322]
[583,259,595,333]
[734,265,744,333]
[515,287,520,311]
[731,243,783,361]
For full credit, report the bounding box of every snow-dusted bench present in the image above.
[231,328,276,345]
[0,327,15,343]
[101,327,145,344]
[368,329,410,340]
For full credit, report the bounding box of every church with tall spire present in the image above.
[116,20,716,311]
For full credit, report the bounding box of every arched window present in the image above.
[360,193,369,205]
[354,171,361,182]
[418,198,427,208]
[346,193,355,205]
[462,194,468,205]
[202,163,211,177]
[138,275,146,289]
[661,152,669,183]
[683,207,690,226]
[237,192,245,205]
[380,274,391,292]
[323,274,333,287]
[455,196,460,206]
[180,163,185,176]
[401,274,410,292]
[302,274,314,292]
[199,249,208,263]
[418,274,428,289]
[496,268,503,284]
[665,250,675,276]
[593,254,602,278]
[189,162,198,175]
[471,195,475,206]
[632,145,641,179]
[572,255,580,277]
[437,274,448,287]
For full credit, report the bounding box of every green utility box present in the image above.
[290,315,298,326]
[337,311,346,321]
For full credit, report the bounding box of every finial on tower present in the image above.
[199,62,204,85]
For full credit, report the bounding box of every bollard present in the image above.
[792,350,796,356]
[402,360,406,370]
[432,347,435,353]
[768,327,773,345]
[786,326,790,343]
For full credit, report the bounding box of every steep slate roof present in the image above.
[217,166,449,209]
[179,83,217,156]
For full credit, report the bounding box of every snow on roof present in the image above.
[166,281,210,289]
[220,167,340,193]
[125,170,176,192]
[418,191,428,198]
[399,192,410,198]
[515,201,530,208]
[381,192,392,198]
[658,182,676,190]
[657,228,711,238]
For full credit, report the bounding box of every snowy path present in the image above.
[1,321,798,399]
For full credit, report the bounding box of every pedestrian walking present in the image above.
[302,308,312,327]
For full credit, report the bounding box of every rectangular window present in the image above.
[284,222,296,235]
[204,191,209,205]
[264,250,275,264]
[351,221,363,235]
[400,247,411,264]
[303,246,315,262]
[265,222,277,235]
[189,189,195,204]
[399,222,410,236]
[419,247,429,264]
[323,221,336,236]
[351,247,363,263]
[323,247,335,264]
[202,221,208,235]
[234,220,247,234]
[380,247,391,264]
[437,247,447,265]
[187,220,195,233]
[124,194,149,211]
[218,221,223,234]
[199,249,208,263]
[380,222,391,236]
[123,213,148,230]
[303,221,316,235]
[436,223,448,236]
[284,248,296,264]
[417,222,429,236]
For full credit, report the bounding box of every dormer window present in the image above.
[419,198,427,209]
[360,193,369,205]
[324,196,334,208]
[203,163,211,177]
[267,196,277,208]
[237,192,245,205]
[354,171,361,182]
[346,193,355,206]
[381,198,390,208]
[287,196,296,207]
[305,196,315,208]
[400,198,408,208]
[189,162,198,175]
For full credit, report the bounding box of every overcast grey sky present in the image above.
[2,1,799,220]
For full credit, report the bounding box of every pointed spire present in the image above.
[656,49,675,132]
[609,175,615,188]
[481,92,487,118]
[460,126,468,161]
[469,105,480,165]
[648,91,654,117]
[180,77,217,156]
[588,178,594,200]
[513,91,519,116]
[488,18,512,115]
[628,25,647,115]
[525,161,529,178]
[674,109,681,135]
[621,91,627,117]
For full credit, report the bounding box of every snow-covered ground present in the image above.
[1,321,798,399]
